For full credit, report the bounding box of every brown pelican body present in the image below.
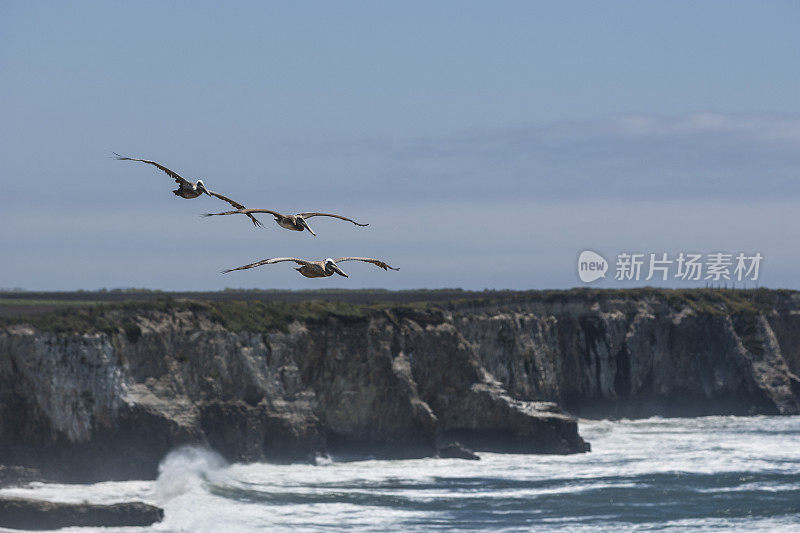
[276,214,312,233]
[222,257,399,278]
[113,152,263,227]
[203,208,368,236]
[296,261,336,278]
[173,182,206,199]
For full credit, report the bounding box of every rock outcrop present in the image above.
[454,290,800,418]
[0,302,587,482]
[1,289,799,482]
[438,442,480,460]
[0,497,164,530]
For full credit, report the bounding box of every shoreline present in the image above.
[2,288,798,483]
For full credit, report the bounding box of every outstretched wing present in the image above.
[222,257,311,273]
[113,152,191,186]
[205,191,263,227]
[208,208,284,218]
[298,212,369,227]
[205,190,245,210]
[334,257,399,271]
[203,208,282,218]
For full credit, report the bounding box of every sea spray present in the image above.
[154,446,228,504]
[314,452,334,466]
[4,417,798,531]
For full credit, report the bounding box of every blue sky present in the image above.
[2,1,799,290]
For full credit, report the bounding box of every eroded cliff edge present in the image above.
[1,289,799,482]
[455,289,800,418]
[0,299,586,482]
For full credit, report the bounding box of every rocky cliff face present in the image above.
[1,289,798,482]
[0,304,587,482]
[452,291,800,418]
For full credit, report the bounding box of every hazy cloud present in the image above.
[2,113,799,290]
[2,197,798,290]
[279,112,800,203]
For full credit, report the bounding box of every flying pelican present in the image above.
[113,152,263,227]
[203,208,367,236]
[222,257,399,278]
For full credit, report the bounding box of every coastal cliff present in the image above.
[1,289,798,482]
[455,290,800,418]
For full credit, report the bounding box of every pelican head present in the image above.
[298,217,316,236]
[196,180,210,195]
[325,258,348,277]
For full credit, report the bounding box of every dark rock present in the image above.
[0,465,42,488]
[456,291,800,418]
[0,497,163,530]
[199,400,323,463]
[438,442,480,460]
[2,289,799,481]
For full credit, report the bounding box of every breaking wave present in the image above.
[2,417,799,531]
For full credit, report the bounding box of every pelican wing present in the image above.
[222,257,311,273]
[205,191,263,227]
[223,208,285,217]
[203,208,282,218]
[334,257,399,271]
[298,212,369,227]
[205,190,245,210]
[113,152,191,186]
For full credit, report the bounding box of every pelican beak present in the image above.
[300,219,316,236]
[332,264,348,277]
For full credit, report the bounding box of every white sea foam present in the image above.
[2,416,799,532]
[314,452,334,466]
[153,445,228,504]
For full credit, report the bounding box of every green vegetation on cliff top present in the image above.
[0,288,795,336]
[0,298,438,335]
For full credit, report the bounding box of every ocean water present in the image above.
[2,416,799,532]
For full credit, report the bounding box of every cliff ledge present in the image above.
[2,288,798,482]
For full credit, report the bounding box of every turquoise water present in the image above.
[2,416,799,531]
